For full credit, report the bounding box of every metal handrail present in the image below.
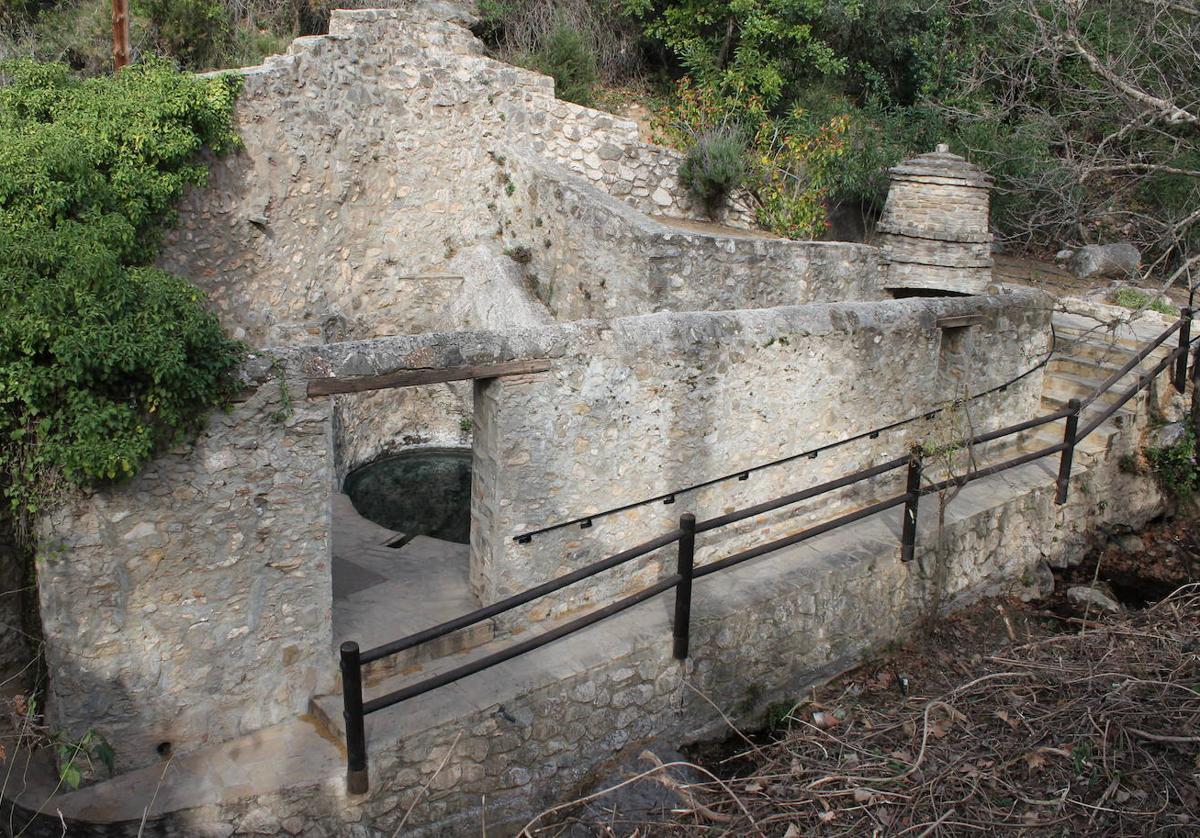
[358,528,682,664]
[337,307,1195,795]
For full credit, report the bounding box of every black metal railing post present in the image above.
[1175,307,1193,393]
[672,513,696,659]
[340,641,369,794]
[1055,399,1081,505]
[900,447,922,563]
[1191,342,1200,442]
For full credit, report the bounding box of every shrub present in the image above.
[136,0,234,70]
[477,0,644,82]
[528,22,599,107]
[678,126,747,215]
[0,58,244,529]
[1146,429,1199,500]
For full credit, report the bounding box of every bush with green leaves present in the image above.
[679,126,747,214]
[1146,428,1199,500]
[527,23,599,107]
[0,58,244,530]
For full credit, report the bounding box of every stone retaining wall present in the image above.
[15,414,1163,837]
[158,5,768,349]
[496,159,883,320]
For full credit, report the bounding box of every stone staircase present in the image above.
[1024,307,1177,463]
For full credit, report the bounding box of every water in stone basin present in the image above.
[343,447,472,544]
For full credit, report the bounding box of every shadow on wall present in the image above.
[0,532,31,673]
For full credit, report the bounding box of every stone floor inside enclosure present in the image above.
[331,493,492,683]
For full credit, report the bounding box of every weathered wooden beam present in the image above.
[935,314,986,329]
[305,359,552,397]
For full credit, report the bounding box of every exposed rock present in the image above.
[1116,534,1146,553]
[1067,585,1123,614]
[1068,243,1140,280]
[1017,560,1055,600]
[1149,421,1187,450]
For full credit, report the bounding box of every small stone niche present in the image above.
[877,144,994,296]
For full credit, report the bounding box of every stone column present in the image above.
[877,144,994,296]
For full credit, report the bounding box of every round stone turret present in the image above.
[877,144,993,296]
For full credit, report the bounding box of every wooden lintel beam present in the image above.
[935,314,986,329]
[305,359,552,397]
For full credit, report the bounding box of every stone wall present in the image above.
[18,423,1163,837]
[158,5,768,350]
[496,159,884,321]
[468,290,1051,606]
[35,354,335,773]
[330,245,552,481]
[513,83,759,229]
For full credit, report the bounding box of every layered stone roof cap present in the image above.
[887,144,994,188]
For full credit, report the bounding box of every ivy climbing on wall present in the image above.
[0,58,244,537]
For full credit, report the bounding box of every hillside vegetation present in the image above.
[4,1,1197,277]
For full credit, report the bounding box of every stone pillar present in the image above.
[877,144,994,296]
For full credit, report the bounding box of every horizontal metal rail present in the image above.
[695,455,910,533]
[695,494,910,579]
[362,574,681,714]
[360,529,681,664]
[922,440,1068,496]
[511,322,1059,543]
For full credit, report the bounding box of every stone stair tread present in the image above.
[1049,352,1162,378]
[1052,321,1177,352]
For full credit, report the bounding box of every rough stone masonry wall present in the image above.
[35,355,335,774]
[159,4,762,351]
[469,290,1051,608]
[495,158,884,320]
[339,439,1165,838]
[17,421,1162,838]
[159,5,521,347]
[330,244,554,480]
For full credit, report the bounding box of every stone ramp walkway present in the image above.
[332,492,493,682]
[11,301,1178,830]
[15,453,1069,828]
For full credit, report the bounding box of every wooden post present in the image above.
[111,0,131,71]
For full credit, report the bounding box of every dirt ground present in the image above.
[529,515,1200,837]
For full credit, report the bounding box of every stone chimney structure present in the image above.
[877,144,993,296]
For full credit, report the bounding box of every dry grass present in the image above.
[528,586,1200,836]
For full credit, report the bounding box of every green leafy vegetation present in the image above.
[1112,288,1177,317]
[525,22,599,107]
[0,58,244,530]
[1146,429,1199,500]
[678,125,747,214]
[1,0,313,73]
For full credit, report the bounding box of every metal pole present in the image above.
[340,641,369,794]
[900,447,922,563]
[111,0,131,71]
[672,513,696,660]
[1055,399,1081,505]
[1190,342,1200,442]
[1174,307,1192,393]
